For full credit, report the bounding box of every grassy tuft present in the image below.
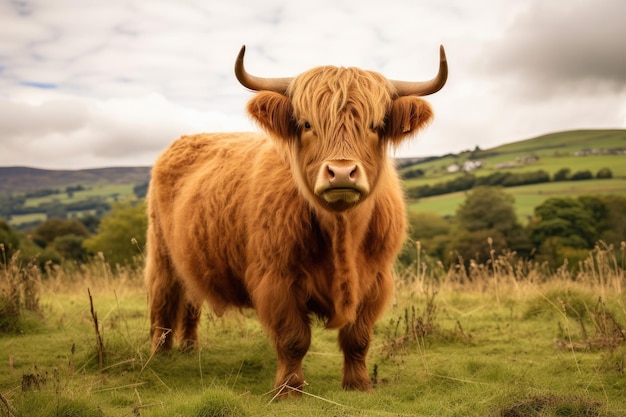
[0,247,42,334]
[497,394,603,417]
[2,241,626,416]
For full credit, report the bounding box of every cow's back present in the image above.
[148,132,279,312]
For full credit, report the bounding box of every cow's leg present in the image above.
[147,275,183,352]
[338,315,374,391]
[253,280,311,398]
[179,302,202,352]
[338,272,392,391]
[272,317,311,397]
[145,227,185,352]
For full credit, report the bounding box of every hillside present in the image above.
[0,166,151,195]
[1,129,624,228]
[403,129,626,220]
[2,129,623,196]
[402,129,626,187]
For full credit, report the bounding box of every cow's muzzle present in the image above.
[314,161,369,210]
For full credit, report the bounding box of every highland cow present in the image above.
[145,45,447,396]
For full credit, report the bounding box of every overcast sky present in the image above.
[1,0,625,169]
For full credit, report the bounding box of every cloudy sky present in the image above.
[1,0,625,169]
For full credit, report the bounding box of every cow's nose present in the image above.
[327,163,358,187]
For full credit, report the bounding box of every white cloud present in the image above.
[0,0,624,169]
[0,92,251,169]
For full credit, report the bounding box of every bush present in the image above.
[553,167,571,181]
[0,254,41,333]
[0,220,20,262]
[570,170,593,181]
[53,234,88,262]
[530,197,597,250]
[83,201,147,266]
[399,211,452,267]
[446,228,508,268]
[32,218,90,248]
[596,167,613,179]
[402,168,424,180]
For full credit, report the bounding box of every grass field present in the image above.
[2,247,626,416]
[409,178,626,221]
[6,183,138,228]
[22,184,136,208]
[402,130,626,189]
[6,212,48,226]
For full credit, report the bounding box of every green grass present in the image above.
[5,183,138,227]
[22,184,136,208]
[2,252,626,417]
[409,178,626,221]
[483,129,626,156]
[402,130,626,189]
[7,212,47,226]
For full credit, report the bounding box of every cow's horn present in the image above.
[235,45,293,94]
[390,45,448,97]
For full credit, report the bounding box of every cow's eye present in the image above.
[303,121,311,130]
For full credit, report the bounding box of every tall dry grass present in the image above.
[1,240,625,417]
[399,239,625,298]
[0,245,42,332]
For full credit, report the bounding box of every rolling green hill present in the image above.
[402,129,626,187]
[0,167,151,228]
[404,129,626,220]
[1,129,624,227]
[0,166,151,195]
[409,178,626,222]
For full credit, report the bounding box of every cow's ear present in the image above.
[247,91,297,141]
[383,96,434,145]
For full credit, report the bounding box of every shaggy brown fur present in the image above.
[146,63,436,396]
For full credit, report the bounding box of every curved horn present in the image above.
[234,45,293,94]
[390,45,448,97]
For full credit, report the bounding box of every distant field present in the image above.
[409,178,626,221]
[6,183,138,227]
[482,129,626,156]
[402,130,626,188]
[22,184,136,208]
[405,154,626,189]
[8,212,48,225]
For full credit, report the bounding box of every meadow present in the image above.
[409,178,626,221]
[2,244,626,417]
[21,185,137,209]
[402,130,626,183]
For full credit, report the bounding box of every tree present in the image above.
[592,195,626,245]
[32,218,90,249]
[553,168,570,181]
[570,170,593,181]
[456,187,517,234]
[83,202,147,266]
[0,220,20,262]
[399,211,452,266]
[447,228,508,268]
[529,198,597,249]
[53,234,88,262]
[596,167,613,179]
[133,182,149,199]
[80,215,101,234]
[447,187,531,267]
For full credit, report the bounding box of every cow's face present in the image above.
[246,67,434,212]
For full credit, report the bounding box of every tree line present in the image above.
[405,167,613,199]
[0,183,149,231]
[399,187,626,273]
[0,202,146,268]
[1,187,625,274]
